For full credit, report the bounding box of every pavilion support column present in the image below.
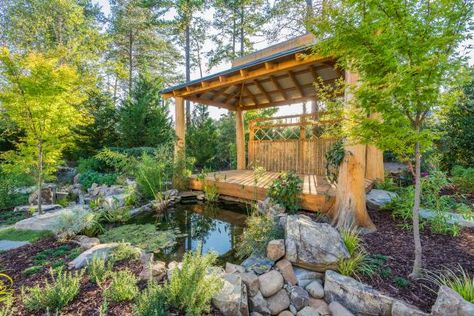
[175,96,186,157]
[329,70,375,231]
[236,108,245,170]
[366,113,385,181]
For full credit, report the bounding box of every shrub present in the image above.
[104,206,131,224]
[103,269,139,302]
[133,281,167,316]
[109,243,141,263]
[0,292,14,316]
[54,209,103,239]
[267,171,302,213]
[22,268,83,312]
[374,176,399,192]
[427,266,474,303]
[135,149,173,200]
[393,276,410,288]
[452,166,474,194]
[165,248,223,316]
[237,212,283,259]
[99,224,177,252]
[87,257,112,285]
[0,172,31,211]
[77,157,105,173]
[79,171,117,189]
[172,153,195,191]
[337,228,374,278]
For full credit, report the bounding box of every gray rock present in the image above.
[392,300,429,316]
[308,298,330,316]
[285,215,349,271]
[14,204,63,213]
[251,313,264,316]
[213,273,249,316]
[29,185,56,205]
[68,243,120,269]
[226,262,246,274]
[290,286,309,311]
[266,239,285,261]
[266,289,290,315]
[289,305,297,314]
[139,261,167,282]
[0,240,29,251]
[324,270,395,315]
[14,208,76,232]
[276,259,298,286]
[130,203,153,217]
[259,270,284,297]
[102,194,127,209]
[242,256,274,275]
[75,235,100,250]
[296,306,319,316]
[420,208,474,228]
[306,281,324,299]
[328,301,354,316]
[241,272,260,297]
[431,285,474,316]
[293,267,323,288]
[278,312,293,316]
[249,291,271,315]
[366,189,398,210]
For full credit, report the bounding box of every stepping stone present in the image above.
[0,240,30,251]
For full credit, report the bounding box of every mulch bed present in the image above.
[361,209,474,312]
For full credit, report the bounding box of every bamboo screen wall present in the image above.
[247,114,339,175]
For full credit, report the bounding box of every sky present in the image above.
[93,0,474,121]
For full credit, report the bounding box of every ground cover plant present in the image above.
[0,228,52,242]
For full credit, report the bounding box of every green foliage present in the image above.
[172,153,195,191]
[165,247,223,316]
[32,245,80,266]
[267,171,302,213]
[427,266,474,303]
[77,157,107,174]
[54,209,104,239]
[103,269,139,302]
[22,266,43,277]
[452,166,474,194]
[99,224,177,253]
[237,213,283,259]
[0,292,14,316]
[197,169,219,203]
[133,281,167,316]
[22,268,83,312]
[95,148,133,175]
[109,243,141,263]
[0,209,28,226]
[338,228,375,278]
[104,206,132,224]
[135,149,173,200]
[340,228,363,257]
[0,228,52,242]
[79,171,118,189]
[0,172,29,211]
[87,257,113,285]
[393,277,410,289]
[374,176,399,192]
[325,140,345,184]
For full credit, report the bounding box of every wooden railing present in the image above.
[247,113,339,175]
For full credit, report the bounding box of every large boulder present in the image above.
[258,270,284,297]
[14,204,62,214]
[75,235,100,250]
[420,209,474,228]
[431,285,474,316]
[324,270,395,315]
[285,215,349,271]
[213,273,250,316]
[266,289,290,315]
[68,243,120,269]
[28,184,57,205]
[391,301,429,316]
[266,239,285,261]
[14,208,75,232]
[366,189,398,211]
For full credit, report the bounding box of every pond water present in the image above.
[129,202,249,264]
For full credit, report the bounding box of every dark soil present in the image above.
[361,209,474,312]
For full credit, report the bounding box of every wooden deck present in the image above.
[189,170,374,212]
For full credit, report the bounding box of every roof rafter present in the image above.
[288,70,304,98]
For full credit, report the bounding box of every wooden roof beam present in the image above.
[254,79,272,103]
[288,70,304,98]
[211,87,228,101]
[270,75,288,100]
[242,84,258,106]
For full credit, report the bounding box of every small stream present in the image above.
[129,201,249,264]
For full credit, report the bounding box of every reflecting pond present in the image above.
[129,202,248,264]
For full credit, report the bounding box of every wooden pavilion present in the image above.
[161,34,384,213]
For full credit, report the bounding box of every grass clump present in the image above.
[337,228,375,279]
[427,266,474,303]
[0,228,52,242]
[103,269,139,302]
[165,247,223,316]
[393,276,410,288]
[22,265,43,276]
[87,256,112,285]
[109,243,141,263]
[236,212,283,259]
[133,281,168,316]
[22,268,83,312]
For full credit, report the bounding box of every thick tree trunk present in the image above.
[37,143,43,215]
[185,22,191,127]
[410,140,423,278]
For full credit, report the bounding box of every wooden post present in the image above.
[175,96,186,157]
[236,108,245,170]
[329,70,375,231]
[366,113,385,181]
[248,120,255,167]
[298,115,306,173]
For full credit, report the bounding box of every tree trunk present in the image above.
[185,21,191,127]
[37,143,43,215]
[232,14,236,58]
[240,4,244,57]
[410,140,423,278]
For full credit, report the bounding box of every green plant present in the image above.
[165,247,223,316]
[430,212,461,237]
[133,281,168,316]
[393,276,410,288]
[267,171,302,213]
[0,209,28,226]
[87,256,113,285]
[99,224,177,253]
[0,228,52,242]
[237,212,283,259]
[374,176,399,192]
[22,268,83,312]
[337,228,375,278]
[103,269,139,302]
[197,169,219,203]
[0,292,14,316]
[104,206,131,224]
[340,228,363,256]
[109,243,141,263]
[452,166,474,194]
[22,266,43,276]
[135,149,173,201]
[426,266,474,303]
[172,152,195,191]
[79,171,117,189]
[325,140,345,184]
[0,172,29,211]
[77,157,105,173]
[54,209,104,239]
